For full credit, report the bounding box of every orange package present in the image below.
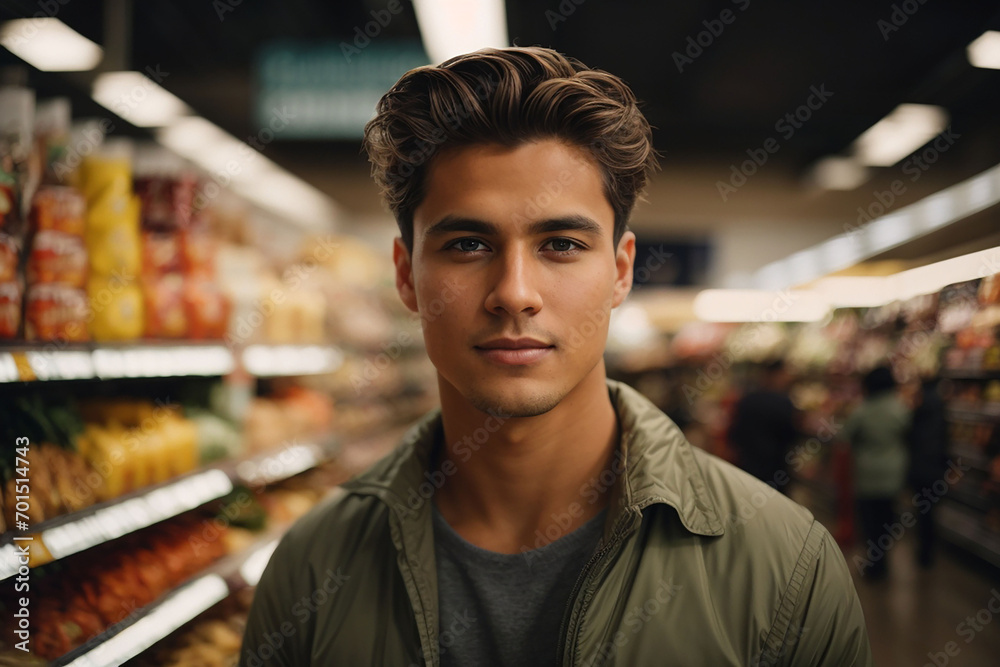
[143,273,187,338]
[0,281,20,338]
[31,186,86,236]
[26,230,88,287]
[25,283,89,341]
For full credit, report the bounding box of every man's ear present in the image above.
[612,230,636,308]
[393,237,419,313]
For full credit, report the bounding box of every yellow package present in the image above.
[77,154,132,206]
[88,277,144,341]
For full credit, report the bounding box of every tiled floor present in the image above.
[797,489,1000,667]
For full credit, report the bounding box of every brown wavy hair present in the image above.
[362,46,658,252]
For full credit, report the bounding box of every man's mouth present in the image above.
[474,337,555,366]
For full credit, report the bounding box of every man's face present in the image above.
[394,139,636,418]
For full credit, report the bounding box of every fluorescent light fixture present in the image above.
[968,31,1000,69]
[0,18,102,71]
[231,170,337,231]
[852,103,948,167]
[890,246,1000,301]
[157,117,279,182]
[866,212,914,253]
[809,156,870,190]
[412,0,508,64]
[694,289,830,323]
[813,276,894,308]
[93,71,190,127]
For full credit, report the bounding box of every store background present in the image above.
[0,0,999,665]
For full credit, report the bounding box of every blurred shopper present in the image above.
[728,359,799,492]
[241,47,872,666]
[843,365,912,581]
[907,376,949,567]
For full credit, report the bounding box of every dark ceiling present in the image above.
[4,0,1000,192]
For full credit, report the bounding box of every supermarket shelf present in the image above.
[51,532,284,667]
[0,438,335,579]
[941,367,1000,380]
[937,501,1000,569]
[0,342,343,383]
[949,444,993,472]
[242,344,343,377]
[946,406,1000,423]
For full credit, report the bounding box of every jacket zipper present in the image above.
[556,512,636,667]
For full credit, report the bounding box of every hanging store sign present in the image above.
[255,40,429,139]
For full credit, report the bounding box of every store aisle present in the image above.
[819,517,1000,666]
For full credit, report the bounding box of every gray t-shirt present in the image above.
[432,503,607,667]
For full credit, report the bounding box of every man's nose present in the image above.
[483,248,543,316]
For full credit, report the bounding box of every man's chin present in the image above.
[461,382,564,419]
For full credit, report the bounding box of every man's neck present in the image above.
[433,363,620,554]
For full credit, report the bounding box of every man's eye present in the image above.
[448,238,488,253]
[543,238,582,253]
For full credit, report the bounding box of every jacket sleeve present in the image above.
[774,521,873,667]
[239,528,314,667]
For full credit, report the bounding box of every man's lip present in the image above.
[474,337,554,350]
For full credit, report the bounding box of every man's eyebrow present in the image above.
[424,214,605,239]
[424,216,501,238]
[527,215,604,236]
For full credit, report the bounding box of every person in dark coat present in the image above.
[729,359,800,492]
[907,377,950,567]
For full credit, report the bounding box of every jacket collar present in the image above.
[344,378,724,538]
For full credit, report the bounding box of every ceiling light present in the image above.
[412,0,508,64]
[694,289,830,323]
[813,277,894,308]
[0,18,102,71]
[968,30,1000,70]
[93,71,190,127]
[852,103,948,167]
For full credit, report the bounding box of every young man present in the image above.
[240,47,872,666]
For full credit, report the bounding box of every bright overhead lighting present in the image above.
[0,18,102,71]
[852,103,948,167]
[230,170,337,231]
[808,156,870,190]
[813,277,894,308]
[693,289,830,323]
[412,0,508,64]
[93,71,190,127]
[157,117,278,182]
[968,31,1000,70]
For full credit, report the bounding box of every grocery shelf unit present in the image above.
[939,366,1000,568]
[0,342,343,383]
[0,438,335,578]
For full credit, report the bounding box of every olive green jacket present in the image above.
[241,379,872,666]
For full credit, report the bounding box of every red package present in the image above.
[134,174,197,230]
[0,281,20,338]
[25,283,89,341]
[31,185,86,236]
[0,232,17,282]
[142,230,182,277]
[26,229,88,287]
[183,277,230,339]
[143,273,187,338]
